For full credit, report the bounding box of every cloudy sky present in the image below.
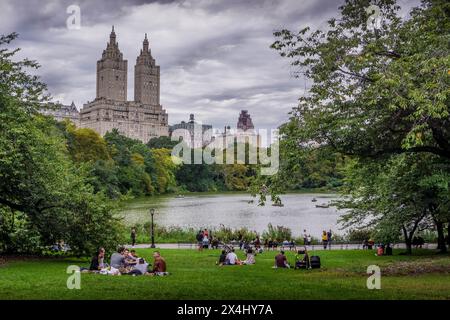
[0,0,417,130]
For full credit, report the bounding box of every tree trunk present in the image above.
[436,220,447,253]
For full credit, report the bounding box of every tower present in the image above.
[96,26,128,101]
[134,33,160,105]
[237,110,254,131]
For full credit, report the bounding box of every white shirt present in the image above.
[226,252,238,265]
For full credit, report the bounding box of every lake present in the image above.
[120,193,346,238]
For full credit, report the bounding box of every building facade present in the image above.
[43,27,169,143]
[80,27,168,142]
[170,114,213,148]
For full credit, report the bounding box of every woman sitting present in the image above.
[242,248,256,265]
[89,247,106,271]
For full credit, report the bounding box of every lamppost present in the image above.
[150,208,156,248]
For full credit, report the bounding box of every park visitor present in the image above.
[110,246,126,269]
[327,229,332,249]
[133,258,150,275]
[303,230,308,245]
[89,247,106,271]
[202,234,210,249]
[376,245,385,256]
[225,248,240,265]
[274,250,290,268]
[217,250,227,266]
[307,234,312,245]
[363,239,369,249]
[385,244,393,256]
[131,227,137,247]
[322,231,328,249]
[242,248,256,265]
[148,251,168,276]
[196,230,204,251]
[254,236,261,250]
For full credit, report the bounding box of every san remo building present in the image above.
[45,27,169,142]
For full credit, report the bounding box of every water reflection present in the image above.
[120,193,345,237]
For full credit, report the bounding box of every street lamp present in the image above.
[150,208,156,248]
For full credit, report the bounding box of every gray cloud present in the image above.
[0,0,418,131]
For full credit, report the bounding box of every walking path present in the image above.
[127,243,438,250]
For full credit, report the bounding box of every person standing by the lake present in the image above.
[327,229,332,249]
[303,230,308,245]
[130,228,136,247]
[196,229,204,251]
[321,231,328,249]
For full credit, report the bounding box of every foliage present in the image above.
[0,33,123,255]
[271,0,450,253]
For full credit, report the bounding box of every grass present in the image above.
[0,249,449,300]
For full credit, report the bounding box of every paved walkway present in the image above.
[127,243,438,250]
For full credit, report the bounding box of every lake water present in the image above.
[120,193,346,238]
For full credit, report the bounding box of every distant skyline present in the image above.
[0,0,418,130]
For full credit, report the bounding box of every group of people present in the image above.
[86,246,168,276]
[216,245,315,270]
[196,229,220,250]
[217,248,256,266]
[321,230,333,249]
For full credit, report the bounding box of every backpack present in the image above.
[310,256,321,269]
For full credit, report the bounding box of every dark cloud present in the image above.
[0,0,419,131]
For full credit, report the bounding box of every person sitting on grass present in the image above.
[242,248,256,265]
[88,247,106,272]
[110,246,126,269]
[123,249,138,267]
[225,248,241,265]
[147,251,168,276]
[132,258,150,275]
[274,250,290,268]
[216,250,227,266]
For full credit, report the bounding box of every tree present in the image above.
[0,33,123,255]
[147,136,179,149]
[271,0,450,251]
[338,153,450,254]
[272,0,449,159]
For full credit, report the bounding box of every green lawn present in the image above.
[0,249,449,300]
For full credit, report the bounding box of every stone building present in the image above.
[79,27,168,142]
[213,110,260,149]
[43,27,169,143]
[41,101,80,125]
[170,114,213,148]
[237,110,254,131]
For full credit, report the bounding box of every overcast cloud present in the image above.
[0,0,417,130]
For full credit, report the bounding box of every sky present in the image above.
[0,0,418,131]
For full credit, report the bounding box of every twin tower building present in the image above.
[79,26,169,141]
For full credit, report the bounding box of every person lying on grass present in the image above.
[273,250,290,269]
